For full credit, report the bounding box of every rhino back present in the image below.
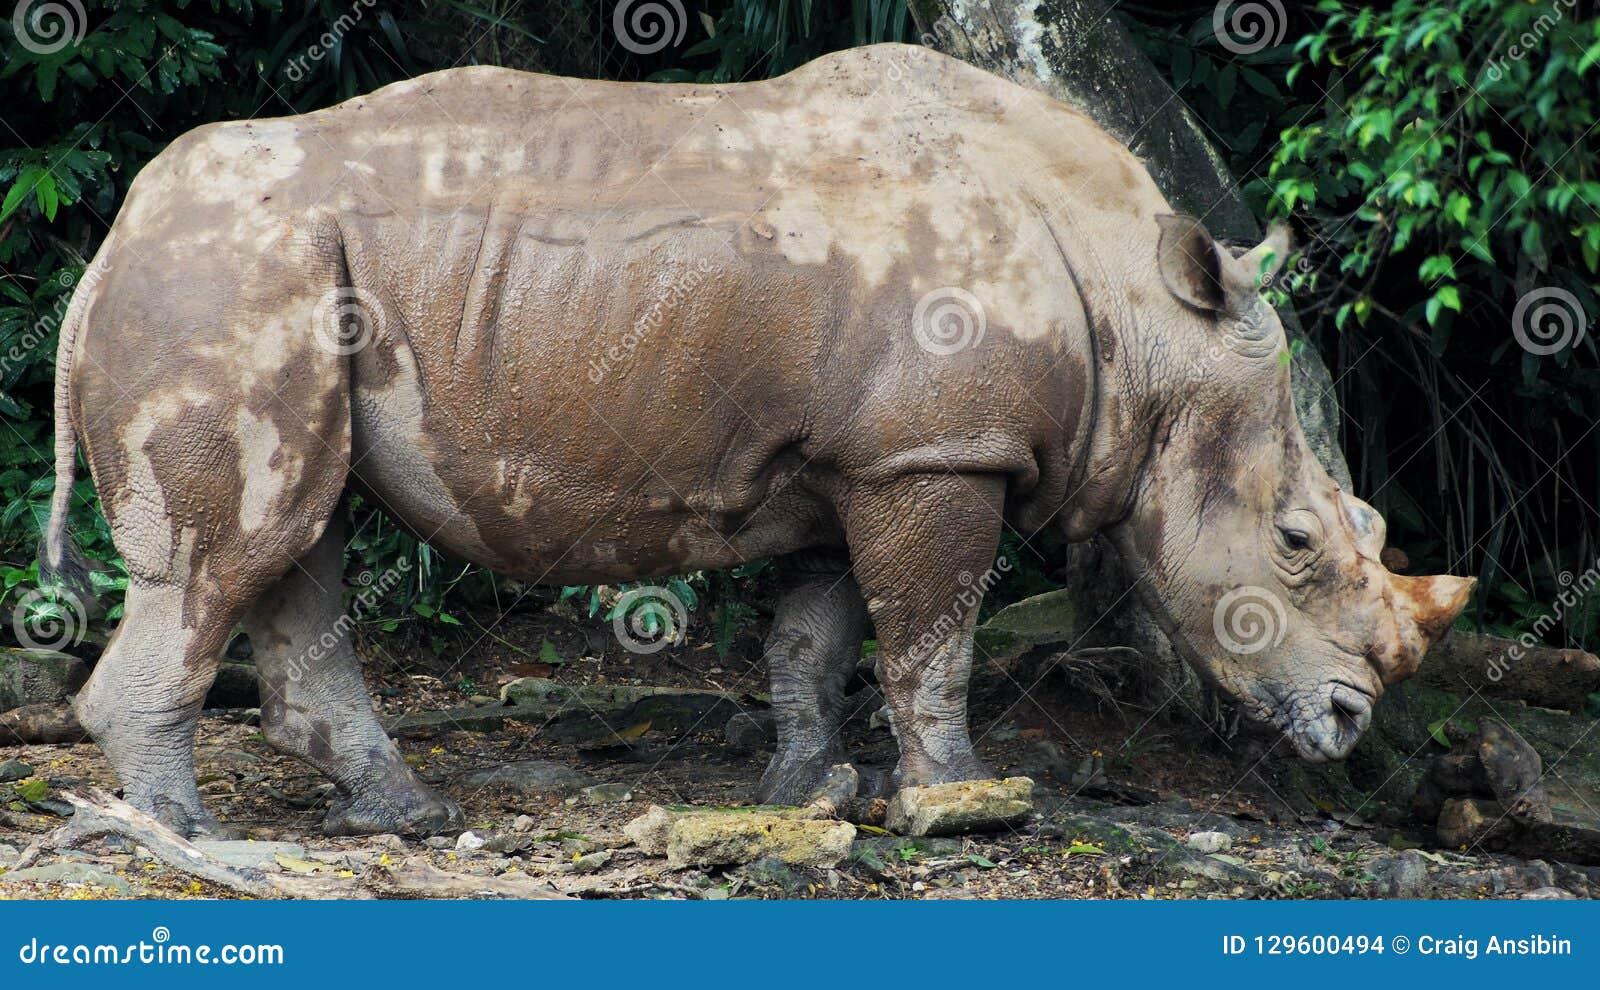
[85,45,1170,580]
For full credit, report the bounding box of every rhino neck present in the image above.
[1043,218,1173,544]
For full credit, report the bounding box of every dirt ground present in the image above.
[1,604,1595,900]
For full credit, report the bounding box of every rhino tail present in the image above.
[38,277,92,602]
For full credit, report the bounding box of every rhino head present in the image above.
[1106,214,1474,761]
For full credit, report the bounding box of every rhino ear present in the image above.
[1156,214,1229,313]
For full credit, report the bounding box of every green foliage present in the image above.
[1255,0,1600,643]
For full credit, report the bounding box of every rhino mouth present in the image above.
[1266,680,1375,762]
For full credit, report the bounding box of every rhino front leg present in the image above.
[246,517,462,836]
[755,553,869,805]
[843,474,1005,789]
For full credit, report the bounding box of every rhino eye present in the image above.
[1279,527,1312,552]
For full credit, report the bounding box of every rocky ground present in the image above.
[2,594,1598,900]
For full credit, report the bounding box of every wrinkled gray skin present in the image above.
[43,46,1472,835]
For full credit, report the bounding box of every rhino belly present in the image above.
[346,345,837,584]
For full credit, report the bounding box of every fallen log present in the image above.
[1417,631,1600,712]
[0,702,88,745]
[14,788,277,897]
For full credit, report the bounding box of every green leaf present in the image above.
[1427,719,1452,748]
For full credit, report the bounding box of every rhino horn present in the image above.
[1379,573,1476,683]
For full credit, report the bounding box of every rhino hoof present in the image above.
[322,787,464,837]
[756,748,853,806]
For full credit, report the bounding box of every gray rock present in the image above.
[580,783,633,804]
[1185,831,1232,855]
[724,712,774,755]
[512,814,538,832]
[459,760,595,796]
[1437,797,1515,848]
[972,591,1076,663]
[0,648,89,712]
[1523,886,1578,900]
[568,850,612,873]
[0,758,34,782]
[6,862,132,893]
[455,830,489,851]
[192,839,307,870]
[886,777,1034,837]
[0,843,19,867]
[1368,850,1429,899]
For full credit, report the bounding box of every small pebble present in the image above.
[455,830,488,851]
[1186,831,1232,854]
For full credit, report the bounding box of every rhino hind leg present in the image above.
[755,554,869,805]
[245,515,462,837]
[74,581,243,837]
[842,474,1005,791]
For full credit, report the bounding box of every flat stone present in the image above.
[665,813,855,868]
[580,783,633,805]
[192,839,307,871]
[886,777,1034,837]
[1185,831,1232,854]
[625,804,851,867]
[1523,886,1578,900]
[568,851,612,873]
[456,830,488,851]
[0,648,89,712]
[458,759,595,796]
[0,758,34,783]
[6,862,132,893]
[972,591,1076,662]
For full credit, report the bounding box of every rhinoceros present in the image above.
[40,44,1473,836]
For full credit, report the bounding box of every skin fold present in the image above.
[41,44,1473,835]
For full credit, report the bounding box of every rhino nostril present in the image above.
[1329,685,1373,739]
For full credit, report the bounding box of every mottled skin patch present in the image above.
[43,45,1472,834]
